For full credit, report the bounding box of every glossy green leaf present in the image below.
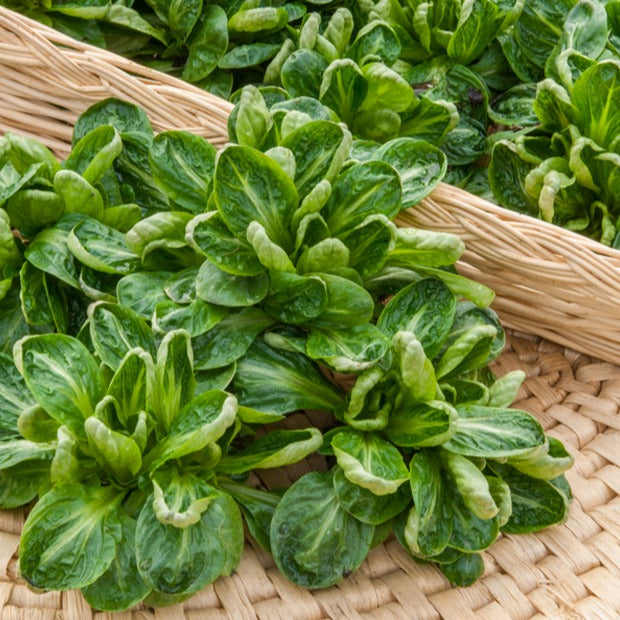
[195,259,268,307]
[406,450,452,557]
[333,466,410,526]
[64,125,122,185]
[214,145,298,253]
[332,429,409,495]
[233,339,344,415]
[149,131,215,213]
[377,279,456,357]
[386,400,456,448]
[192,307,274,370]
[136,472,242,596]
[19,483,123,590]
[88,302,155,370]
[306,324,389,373]
[183,5,229,82]
[82,513,150,612]
[445,405,546,458]
[152,330,196,430]
[270,471,374,588]
[218,428,322,474]
[143,390,236,470]
[67,217,140,275]
[14,334,105,436]
[116,271,172,318]
[322,161,401,235]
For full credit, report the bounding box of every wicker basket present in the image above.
[2,7,620,365]
[1,8,620,619]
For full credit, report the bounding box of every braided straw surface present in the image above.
[1,8,620,619]
[1,332,619,619]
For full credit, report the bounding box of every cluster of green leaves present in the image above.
[2,1,315,98]
[0,95,573,607]
[262,278,573,588]
[489,2,620,245]
[1,308,322,609]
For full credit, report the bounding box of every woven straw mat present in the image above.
[0,332,618,620]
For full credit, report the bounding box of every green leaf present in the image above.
[572,60,620,150]
[391,331,437,401]
[54,170,104,220]
[319,59,368,125]
[491,463,570,534]
[107,348,152,427]
[149,131,215,213]
[441,451,498,520]
[445,405,546,458]
[0,438,55,470]
[85,415,142,483]
[218,480,280,553]
[387,228,464,269]
[280,120,348,197]
[377,279,456,357]
[5,189,65,237]
[507,436,574,480]
[322,161,401,235]
[214,145,298,253]
[3,133,60,179]
[349,20,401,64]
[116,271,172,318]
[333,466,411,525]
[25,222,81,289]
[64,125,122,185]
[246,221,295,272]
[340,214,396,277]
[164,267,200,303]
[261,271,327,324]
[218,43,281,69]
[332,429,409,495]
[67,217,140,275]
[439,552,485,587]
[183,5,229,82]
[88,302,155,371]
[152,330,196,431]
[309,274,374,328]
[192,307,275,370]
[14,334,105,436]
[233,339,344,415]
[73,99,152,145]
[386,400,456,448]
[306,324,390,373]
[373,138,447,208]
[82,513,150,612]
[0,460,50,509]
[218,428,322,474]
[187,212,263,276]
[19,483,123,590]
[406,450,452,557]
[270,471,374,588]
[232,85,273,149]
[0,351,35,437]
[136,472,242,595]
[195,259,268,307]
[281,49,329,99]
[153,299,227,337]
[142,390,237,471]
[448,476,500,553]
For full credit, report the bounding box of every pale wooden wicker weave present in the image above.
[1,7,620,619]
